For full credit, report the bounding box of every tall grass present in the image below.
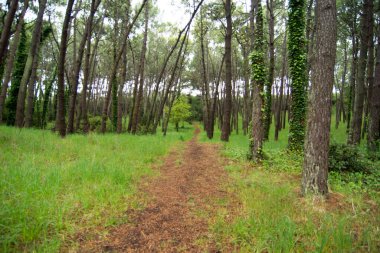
[200,114,380,252]
[0,125,193,252]
[212,167,379,252]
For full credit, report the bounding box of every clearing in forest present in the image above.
[78,126,229,252]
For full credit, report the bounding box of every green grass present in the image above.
[212,168,379,252]
[0,124,193,252]
[200,115,380,252]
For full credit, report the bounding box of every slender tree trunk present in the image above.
[15,0,47,127]
[42,68,56,128]
[199,8,211,138]
[362,31,375,140]
[145,1,204,131]
[153,29,189,133]
[0,0,29,123]
[131,1,149,134]
[349,0,373,145]
[275,33,287,141]
[56,0,75,137]
[302,0,337,196]
[264,0,275,140]
[117,47,127,133]
[340,41,348,123]
[67,0,100,133]
[221,0,233,142]
[368,28,380,151]
[101,0,148,133]
[347,34,358,132]
[0,0,18,65]
[82,18,103,133]
[209,54,225,139]
[24,46,41,127]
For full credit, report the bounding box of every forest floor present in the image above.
[77,125,233,252]
[1,122,378,252]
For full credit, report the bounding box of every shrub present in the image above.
[329,143,369,173]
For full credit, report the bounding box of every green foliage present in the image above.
[248,3,267,161]
[87,115,113,132]
[288,0,307,151]
[168,95,191,131]
[329,143,369,173]
[41,68,56,128]
[0,125,193,252]
[329,170,380,196]
[188,95,203,122]
[6,24,29,126]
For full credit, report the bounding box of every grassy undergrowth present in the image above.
[201,116,380,252]
[0,124,193,252]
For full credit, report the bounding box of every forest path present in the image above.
[79,125,229,252]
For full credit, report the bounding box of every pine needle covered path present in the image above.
[78,126,229,252]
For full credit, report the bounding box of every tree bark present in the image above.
[152,29,189,133]
[56,0,75,137]
[349,0,373,145]
[368,29,380,151]
[101,0,148,133]
[221,0,233,142]
[0,0,29,123]
[302,0,337,196]
[264,0,275,140]
[275,33,287,141]
[131,1,149,134]
[0,0,18,65]
[24,44,41,127]
[249,2,266,161]
[67,0,101,134]
[15,0,47,127]
[347,34,358,132]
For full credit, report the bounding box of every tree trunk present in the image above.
[221,0,233,142]
[249,2,266,161]
[101,0,148,133]
[199,8,211,138]
[340,41,348,124]
[131,1,149,134]
[0,0,29,123]
[24,45,41,127]
[0,0,18,65]
[264,0,275,140]
[15,0,47,127]
[288,0,307,151]
[153,29,189,134]
[347,34,358,132]
[42,68,56,128]
[82,19,103,133]
[368,29,380,151]
[67,0,101,134]
[145,1,204,132]
[349,0,373,145]
[56,0,75,137]
[117,46,128,133]
[209,54,225,139]
[275,33,287,141]
[302,0,337,196]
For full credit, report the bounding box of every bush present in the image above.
[329,143,369,173]
[87,115,112,132]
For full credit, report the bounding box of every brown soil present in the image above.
[77,126,228,252]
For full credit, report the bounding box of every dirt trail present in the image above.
[79,126,228,252]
